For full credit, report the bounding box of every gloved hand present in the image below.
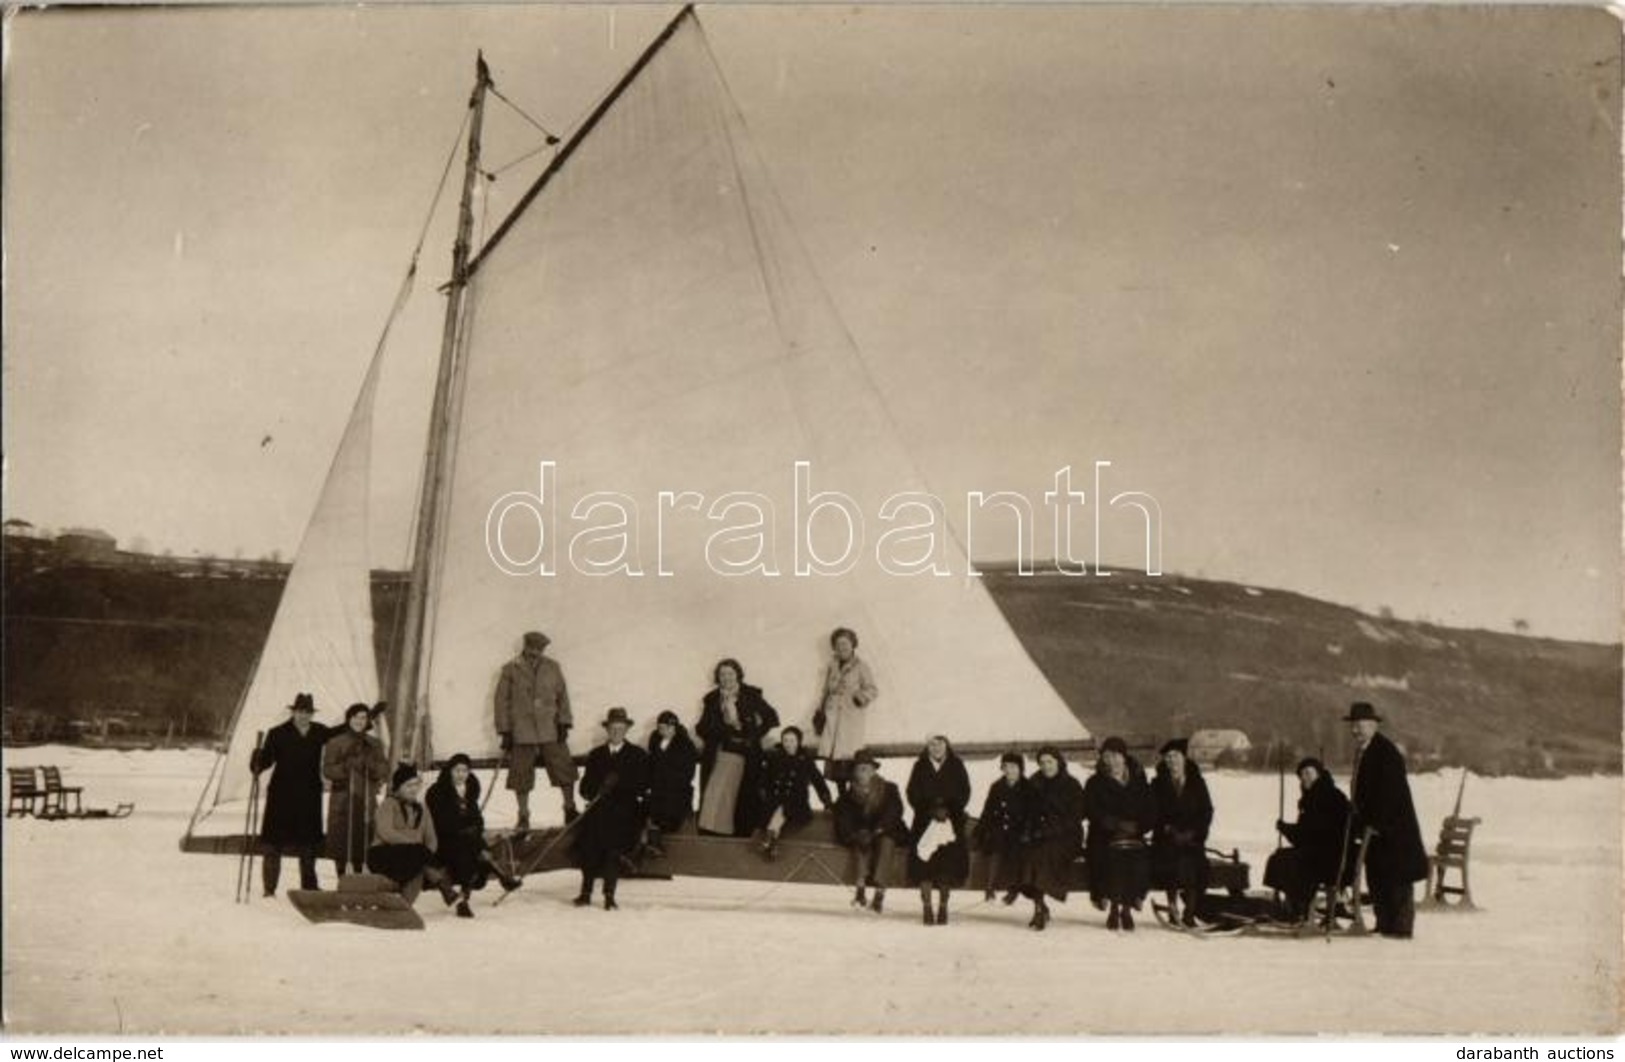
[249,750,265,775]
[812,707,828,736]
[499,732,513,752]
[368,701,389,720]
[557,722,572,742]
[1275,819,1289,834]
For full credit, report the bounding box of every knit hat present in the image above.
[391,764,420,792]
[656,709,681,727]
[1100,736,1129,757]
[344,703,372,723]
[999,751,1025,770]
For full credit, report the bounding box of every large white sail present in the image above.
[196,351,384,828]
[420,12,1086,757]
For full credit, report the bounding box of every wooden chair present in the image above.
[1424,814,1481,910]
[6,767,43,817]
[40,766,84,819]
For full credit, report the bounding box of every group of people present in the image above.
[252,618,1428,939]
[250,695,522,917]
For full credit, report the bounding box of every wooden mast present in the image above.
[390,54,493,767]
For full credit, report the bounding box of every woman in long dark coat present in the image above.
[757,726,833,858]
[695,658,779,837]
[1083,736,1156,932]
[321,703,390,878]
[1266,757,1352,922]
[573,707,650,910]
[1020,746,1086,931]
[644,710,700,854]
[251,692,334,895]
[905,735,972,925]
[973,751,1031,905]
[425,754,522,917]
[1150,738,1214,927]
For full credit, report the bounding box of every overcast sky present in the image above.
[4,4,1620,642]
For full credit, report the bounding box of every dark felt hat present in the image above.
[602,706,633,729]
[1343,701,1383,723]
[1159,738,1189,757]
[853,750,881,768]
[289,692,315,713]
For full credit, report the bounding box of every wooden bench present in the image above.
[1424,814,1481,910]
[6,767,43,817]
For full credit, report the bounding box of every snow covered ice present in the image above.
[2,746,1618,1035]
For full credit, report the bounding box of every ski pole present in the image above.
[235,730,265,903]
[493,796,598,907]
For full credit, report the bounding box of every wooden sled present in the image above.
[288,873,424,931]
[76,802,135,820]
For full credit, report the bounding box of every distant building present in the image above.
[56,527,117,562]
[1188,728,1252,767]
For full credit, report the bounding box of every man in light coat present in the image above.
[494,631,579,830]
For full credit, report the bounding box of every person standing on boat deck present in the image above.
[812,627,878,788]
[1345,702,1428,939]
[573,707,650,910]
[833,751,908,913]
[905,735,971,925]
[1083,736,1155,932]
[425,753,523,918]
[250,692,333,896]
[974,751,1031,906]
[757,726,833,860]
[321,702,389,878]
[696,658,779,837]
[1150,738,1214,928]
[644,709,700,856]
[367,764,455,906]
[494,631,579,831]
[1019,746,1086,931]
[1265,757,1352,923]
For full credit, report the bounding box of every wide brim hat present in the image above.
[289,692,315,714]
[601,706,633,729]
[1343,701,1382,723]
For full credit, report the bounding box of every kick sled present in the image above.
[288,874,425,931]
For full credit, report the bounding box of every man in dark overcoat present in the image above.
[573,707,649,910]
[251,692,335,895]
[1346,702,1429,938]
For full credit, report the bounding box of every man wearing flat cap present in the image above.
[495,631,579,831]
[1345,701,1428,938]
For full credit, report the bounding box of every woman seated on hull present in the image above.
[1265,757,1352,923]
[974,751,1031,906]
[1150,738,1214,928]
[1020,745,1087,931]
[905,735,971,926]
[1083,736,1156,932]
[696,658,779,837]
[833,752,908,913]
[424,754,522,918]
[367,764,455,906]
[757,726,833,860]
[644,710,700,856]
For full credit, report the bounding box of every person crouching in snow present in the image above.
[644,710,700,857]
[974,751,1031,907]
[425,754,523,918]
[573,707,650,911]
[833,752,907,913]
[367,764,454,906]
[757,726,833,861]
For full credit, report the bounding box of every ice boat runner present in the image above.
[182,5,1250,901]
